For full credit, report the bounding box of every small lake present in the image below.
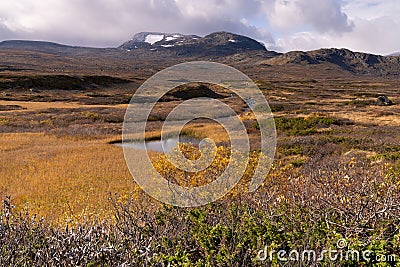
[116,137,199,153]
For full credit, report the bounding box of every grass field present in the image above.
[0,133,137,223]
[1,77,399,220]
[0,67,399,265]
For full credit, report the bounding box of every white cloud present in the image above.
[274,32,333,52]
[273,0,400,55]
[0,0,398,54]
[339,16,400,54]
[269,0,353,33]
[343,0,400,21]
[0,0,273,46]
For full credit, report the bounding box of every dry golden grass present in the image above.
[121,120,230,144]
[1,74,398,226]
[0,100,128,111]
[181,122,230,143]
[0,133,138,223]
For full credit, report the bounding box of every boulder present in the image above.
[376,95,393,106]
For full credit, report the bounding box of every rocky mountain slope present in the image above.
[119,32,200,50]
[266,48,400,77]
[119,31,271,57]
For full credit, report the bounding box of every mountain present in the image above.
[388,52,400,56]
[118,31,270,56]
[0,40,73,50]
[0,32,276,59]
[266,48,400,77]
[119,32,200,50]
[1,32,400,77]
[0,40,117,55]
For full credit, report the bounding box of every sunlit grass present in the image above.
[0,133,138,223]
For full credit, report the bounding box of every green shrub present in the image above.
[274,116,341,136]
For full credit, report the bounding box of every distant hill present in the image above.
[388,52,400,56]
[266,48,400,77]
[0,40,117,55]
[119,31,273,57]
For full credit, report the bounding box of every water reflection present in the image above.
[116,137,199,153]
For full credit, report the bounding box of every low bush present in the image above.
[1,144,399,266]
[274,116,341,136]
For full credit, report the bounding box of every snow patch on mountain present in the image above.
[165,36,177,42]
[145,34,164,45]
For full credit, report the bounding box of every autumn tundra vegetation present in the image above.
[0,34,400,265]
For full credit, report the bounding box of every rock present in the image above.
[376,95,393,106]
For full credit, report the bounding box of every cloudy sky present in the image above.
[0,0,399,55]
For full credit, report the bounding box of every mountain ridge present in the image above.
[0,39,118,55]
[1,32,400,77]
[119,31,268,56]
[266,48,400,77]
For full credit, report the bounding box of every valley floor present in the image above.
[0,68,399,265]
